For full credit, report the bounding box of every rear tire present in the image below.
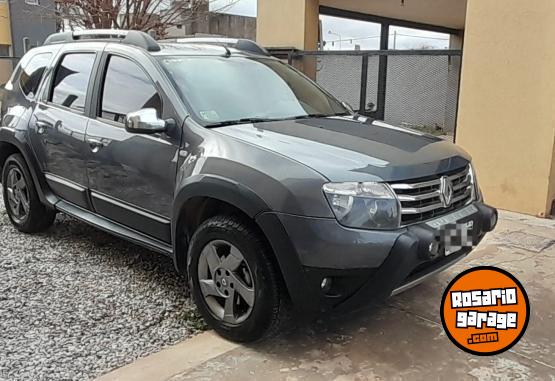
[2,154,56,233]
[188,215,289,342]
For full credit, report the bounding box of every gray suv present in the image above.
[0,30,497,342]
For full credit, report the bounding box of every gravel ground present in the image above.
[0,187,206,381]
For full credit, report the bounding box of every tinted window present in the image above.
[20,53,51,97]
[100,56,162,123]
[51,53,96,111]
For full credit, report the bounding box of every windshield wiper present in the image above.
[290,113,328,120]
[205,113,352,127]
[287,112,351,120]
[205,117,278,128]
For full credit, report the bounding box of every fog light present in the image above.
[429,241,440,255]
[321,277,332,293]
[490,212,498,230]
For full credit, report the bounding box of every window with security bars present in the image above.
[291,50,461,136]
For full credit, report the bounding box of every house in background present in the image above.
[0,0,253,81]
[0,0,13,82]
[0,0,56,82]
[9,0,57,57]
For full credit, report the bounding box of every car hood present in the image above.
[215,117,471,182]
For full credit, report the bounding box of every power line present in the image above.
[396,33,450,41]
[325,34,381,44]
[324,32,449,44]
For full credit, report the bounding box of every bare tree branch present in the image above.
[14,0,240,36]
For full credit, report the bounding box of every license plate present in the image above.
[426,204,478,256]
[425,204,478,229]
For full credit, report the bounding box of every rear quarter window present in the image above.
[19,52,52,98]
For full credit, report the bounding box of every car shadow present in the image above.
[242,283,446,364]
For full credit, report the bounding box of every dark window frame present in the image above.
[47,51,97,115]
[96,53,163,128]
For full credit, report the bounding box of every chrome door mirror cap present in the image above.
[124,108,167,134]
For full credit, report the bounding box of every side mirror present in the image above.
[124,108,167,134]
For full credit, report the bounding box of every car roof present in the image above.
[151,42,268,58]
[42,30,271,58]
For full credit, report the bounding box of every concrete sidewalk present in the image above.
[98,211,555,381]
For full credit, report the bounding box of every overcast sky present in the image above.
[210,0,257,17]
[210,0,450,50]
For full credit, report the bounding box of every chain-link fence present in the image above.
[290,50,462,134]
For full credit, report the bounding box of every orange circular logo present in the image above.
[440,266,530,356]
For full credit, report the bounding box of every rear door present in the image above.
[85,47,182,242]
[1,47,55,138]
[30,45,101,209]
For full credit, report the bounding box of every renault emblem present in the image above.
[439,176,454,207]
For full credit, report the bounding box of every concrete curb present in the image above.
[95,331,238,381]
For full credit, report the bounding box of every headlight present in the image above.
[323,182,401,230]
[468,163,481,201]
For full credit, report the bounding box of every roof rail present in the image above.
[44,29,161,52]
[159,37,270,56]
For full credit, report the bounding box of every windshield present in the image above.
[159,56,348,126]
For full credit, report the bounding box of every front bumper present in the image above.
[256,202,498,316]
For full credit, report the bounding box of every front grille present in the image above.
[390,166,473,225]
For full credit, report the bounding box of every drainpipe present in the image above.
[22,37,30,54]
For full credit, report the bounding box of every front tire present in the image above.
[188,215,289,342]
[2,154,56,233]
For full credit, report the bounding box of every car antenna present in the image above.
[220,44,231,57]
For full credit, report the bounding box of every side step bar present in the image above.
[55,200,173,256]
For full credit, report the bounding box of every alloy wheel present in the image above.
[5,167,30,224]
[197,239,255,324]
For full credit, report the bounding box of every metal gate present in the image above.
[289,49,462,135]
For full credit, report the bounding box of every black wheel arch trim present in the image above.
[0,129,57,209]
[171,174,271,273]
[255,211,316,315]
[171,176,310,314]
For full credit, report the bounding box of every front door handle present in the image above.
[36,120,52,135]
[86,138,105,153]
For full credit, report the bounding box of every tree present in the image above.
[23,0,238,37]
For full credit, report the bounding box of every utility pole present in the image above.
[393,30,397,49]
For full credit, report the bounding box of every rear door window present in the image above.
[100,55,162,123]
[50,53,96,112]
[20,52,52,97]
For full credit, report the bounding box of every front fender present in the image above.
[171,175,312,311]
[171,174,271,271]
